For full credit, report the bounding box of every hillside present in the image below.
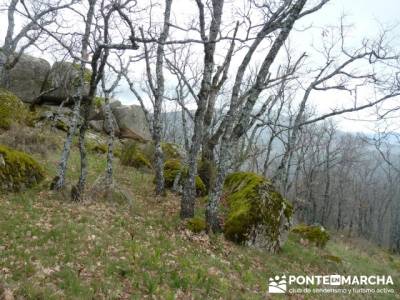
[0,125,399,299]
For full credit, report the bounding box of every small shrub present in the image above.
[187,217,206,233]
[164,159,181,187]
[94,96,105,109]
[88,142,107,154]
[120,142,152,169]
[163,159,206,196]
[292,224,330,248]
[161,142,181,160]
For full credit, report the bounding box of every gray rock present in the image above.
[89,99,122,121]
[89,115,120,136]
[89,120,104,132]
[41,61,90,104]
[7,53,51,103]
[112,105,151,141]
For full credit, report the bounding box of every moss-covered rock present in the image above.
[222,172,293,253]
[164,159,182,187]
[0,89,27,129]
[0,144,45,191]
[163,159,206,196]
[120,142,152,170]
[292,224,330,248]
[186,216,206,233]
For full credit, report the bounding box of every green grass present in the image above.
[0,132,399,299]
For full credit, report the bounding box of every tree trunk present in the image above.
[180,0,225,219]
[51,0,96,192]
[205,0,307,230]
[104,96,115,197]
[51,97,82,191]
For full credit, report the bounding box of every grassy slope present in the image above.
[0,134,399,299]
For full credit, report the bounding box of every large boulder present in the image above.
[0,144,45,191]
[6,53,50,103]
[89,100,121,136]
[222,172,293,253]
[89,99,122,120]
[41,61,91,104]
[112,105,151,141]
[89,101,149,141]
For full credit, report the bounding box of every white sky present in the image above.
[1,0,399,133]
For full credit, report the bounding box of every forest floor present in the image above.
[0,129,400,299]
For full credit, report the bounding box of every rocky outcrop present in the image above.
[6,53,50,103]
[112,104,151,141]
[41,61,90,104]
[89,101,151,141]
[3,53,150,142]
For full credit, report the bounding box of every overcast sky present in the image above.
[1,0,399,133]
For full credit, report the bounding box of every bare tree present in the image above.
[206,0,320,232]
[179,0,226,219]
[50,0,139,200]
[272,22,400,188]
[141,0,173,196]
[101,63,123,191]
[0,0,75,87]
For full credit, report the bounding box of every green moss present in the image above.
[198,158,216,192]
[222,172,293,251]
[114,145,122,158]
[55,119,69,132]
[163,159,207,196]
[164,159,181,187]
[195,176,206,196]
[292,224,330,248]
[0,89,27,129]
[120,142,152,169]
[25,110,41,128]
[186,217,206,233]
[88,142,107,154]
[0,144,45,192]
